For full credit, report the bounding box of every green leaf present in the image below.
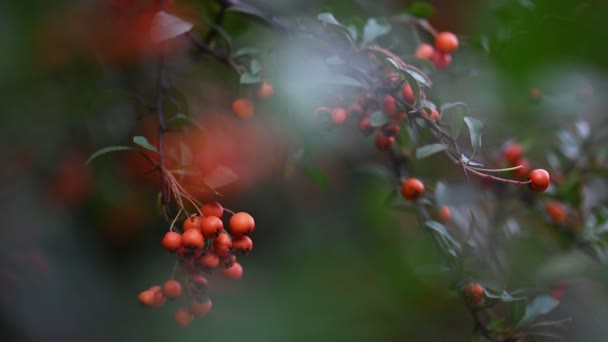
[301,164,329,189]
[416,143,447,159]
[240,72,263,84]
[85,146,136,166]
[463,116,484,156]
[168,113,202,129]
[517,295,560,328]
[250,59,262,75]
[317,12,342,26]
[150,11,193,43]
[441,102,467,139]
[133,136,158,153]
[323,74,365,88]
[407,2,435,18]
[362,18,391,44]
[405,68,431,88]
[425,220,461,249]
[369,111,389,127]
[233,47,260,58]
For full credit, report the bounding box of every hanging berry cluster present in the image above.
[138,201,254,327]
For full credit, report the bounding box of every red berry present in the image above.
[189,298,212,317]
[422,107,440,121]
[201,201,224,218]
[375,134,395,151]
[528,169,550,192]
[414,43,435,59]
[213,232,233,256]
[138,290,155,306]
[435,32,459,53]
[221,254,237,268]
[545,201,567,225]
[382,123,400,137]
[162,280,183,299]
[232,98,254,120]
[229,212,255,237]
[175,308,194,327]
[257,82,274,100]
[402,83,415,103]
[431,52,452,69]
[152,290,166,308]
[200,216,223,238]
[182,229,205,250]
[503,143,523,165]
[463,283,484,305]
[232,236,253,255]
[198,251,220,268]
[439,206,451,223]
[162,231,182,252]
[383,95,396,115]
[223,262,243,280]
[191,275,208,287]
[359,117,374,136]
[390,112,407,122]
[331,108,347,126]
[401,178,425,201]
[183,216,202,231]
[513,159,530,179]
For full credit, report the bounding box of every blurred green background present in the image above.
[1,0,608,341]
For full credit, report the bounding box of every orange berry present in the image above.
[257,81,274,100]
[503,143,523,165]
[213,232,233,256]
[383,95,396,115]
[528,169,550,192]
[232,236,253,255]
[463,283,484,305]
[545,201,567,225]
[201,201,224,218]
[402,83,415,103]
[401,178,425,201]
[435,32,459,53]
[414,43,435,59]
[182,216,202,231]
[162,280,183,299]
[331,108,347,126]
[175,307,194,327]
[440,206,451,223]
[382,123,400,137]
[375,134,395,151]
[138,290,155,306]
[223,262,243,280]
[513,159,530,179]
[383,70,400,88]
[422,107,440,121]
[431,52,452,69]
[198,251,220,268]
[200,216,223,238]
[232,98,254,120]
[182,229,205,250]
[229,212,255,237]
[359,117,374,136]
[189,298,212,317]
[162,231,182,252]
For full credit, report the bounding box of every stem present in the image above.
[156,46,170,220]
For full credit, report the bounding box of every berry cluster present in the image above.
[414,31,459,69]
[139,201,255,327]
[502,142,551,192]
[232,81,274,120]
